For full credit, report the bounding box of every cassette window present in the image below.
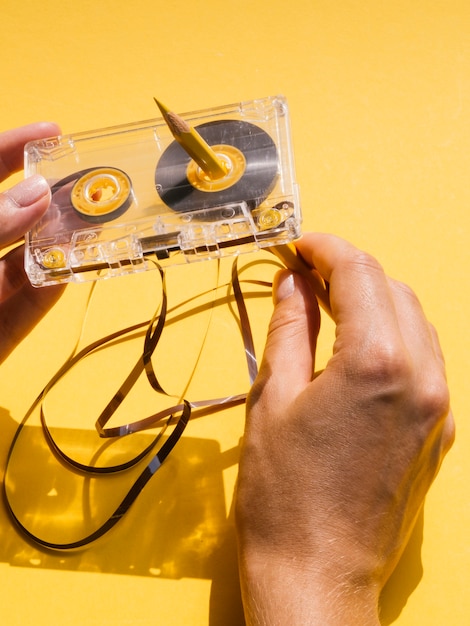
[24,95,302,286]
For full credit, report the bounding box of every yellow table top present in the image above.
[1,1,469,624]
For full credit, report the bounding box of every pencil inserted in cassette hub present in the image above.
[24,95,302,287]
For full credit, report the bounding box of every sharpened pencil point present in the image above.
[154,98,170,120]
[154,97,228,180]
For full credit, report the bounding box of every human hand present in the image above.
[236,233,454,625]
[0,123,64,364]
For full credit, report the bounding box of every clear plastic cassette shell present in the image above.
[24,95,302,287]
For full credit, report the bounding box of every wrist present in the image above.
[238,549,381,626]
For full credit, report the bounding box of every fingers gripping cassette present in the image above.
[24,95,302,287]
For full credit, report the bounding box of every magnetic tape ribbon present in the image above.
[3,258,274,549]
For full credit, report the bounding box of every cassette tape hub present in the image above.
[24,95,302,287]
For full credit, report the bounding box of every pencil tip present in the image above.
[154,98,170,118]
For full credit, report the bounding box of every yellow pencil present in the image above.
[154,98,228,180]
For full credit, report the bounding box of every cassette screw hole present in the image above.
[87,246,99,259]
[42,248,66,269]
[256,208,282,231]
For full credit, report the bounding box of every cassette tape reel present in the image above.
[24,95,302,286]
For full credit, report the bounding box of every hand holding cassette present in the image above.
[0,123,64,363]
[24,96,303,287]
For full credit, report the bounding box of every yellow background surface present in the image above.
[1,1,469,624]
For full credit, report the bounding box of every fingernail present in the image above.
[8,175,49,208]
[273,271,295,304]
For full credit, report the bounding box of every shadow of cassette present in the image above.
[0,410,426,624]
[0,405,234,581]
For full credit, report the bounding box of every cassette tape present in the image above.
[24,95,302,287]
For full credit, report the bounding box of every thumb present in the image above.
[255,270,321,407]
[0,175,51,247]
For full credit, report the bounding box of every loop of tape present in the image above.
[4,258,276,549]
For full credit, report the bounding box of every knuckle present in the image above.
[416,375,451,424]
[350,346,452,427]
[348,341,412,390]
[442,412,456,451]
[266,310,304,347]
[344,250,384,276]
[390,277,417,298]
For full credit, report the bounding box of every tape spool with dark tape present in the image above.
[50,167,133,225]
[155,120,279,212]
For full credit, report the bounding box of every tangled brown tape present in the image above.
[3,258,275,549]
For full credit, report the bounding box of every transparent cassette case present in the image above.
[24,95,301,286]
